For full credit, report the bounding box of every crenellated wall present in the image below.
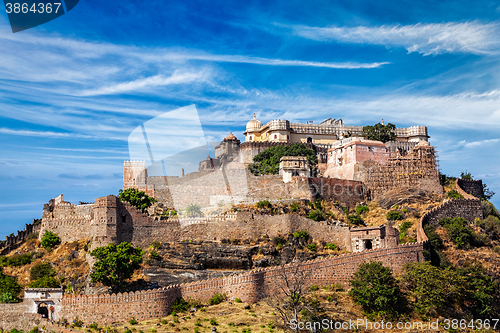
[456,178,484,199]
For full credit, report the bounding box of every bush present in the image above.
[290,202,300,212]
[306,210,324,221]
[399,221,413,234]
[293,230,310,240]
[271,236,286,246]
[30,263,56,281]
[324,243,337,250]
[386,211,403,221]
[73,318,83,328]
[89,323,98,330]
[208,293,226,305]
[209,319,218,325]
[151,241,161,249]
[234,298,242,303]
[349,261,406,319]
[0,271,21,302]
[306,243,317,252]
[150,250,161,260]
[447,190,463,199]
[118,188,157,213]
[171,298,190,313]
[347,214,364,226]
[28,327,38,333]
[0,253,33,267]
[309,284,319,291]
[439,217,473,249]
[40,231,60,250]
[129,318,138,325]
[256,200,272,209]
[1,291,18,303]
[28,275,59,288]
[423,225,443,250]
[355,205,369,214]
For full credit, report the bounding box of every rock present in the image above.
[244,305,251,309]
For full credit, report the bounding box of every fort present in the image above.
[0,115,488,331]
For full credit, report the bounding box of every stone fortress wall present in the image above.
[2,177,481,329]
[456,178,484,199]
[0,220,41,254]
[53,178,484,326]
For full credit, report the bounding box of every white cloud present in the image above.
[79,71,208,96]
[463,138,500,148]
[291,22,500,55]
[0,128,95,139]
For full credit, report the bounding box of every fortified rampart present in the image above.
[59,242,425,325]
[456,178,484,199]
[0,220,41,254]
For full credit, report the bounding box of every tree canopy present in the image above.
[362,123,396,143]
[349,261,406,319]
[184,204,203,217]
[90,242,145,292]
[40,231,60,251]
[118,188,157,213]
[248,143,318,176]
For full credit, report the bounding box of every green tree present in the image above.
[90,242,145,292]
[28,275,60,288]
[362,123,397,143]
[349,261,406,319]
[402,262,466,319]
[458,263,497,316]
[248,143,318,176]
[40,231,60,251]
[118,188,157,213]
[439,217,473,249]
[30,263,56,281]
[184,204,203,217]
[0,271,21,303]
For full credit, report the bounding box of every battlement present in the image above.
[124,161,146,166]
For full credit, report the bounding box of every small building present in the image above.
[349,224,399,253]
[279,156,310,183]
[24,288,63,321]
[324,137,390,180]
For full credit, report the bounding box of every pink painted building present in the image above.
[324,137,390,180]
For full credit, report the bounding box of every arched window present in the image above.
[307,137,313,144]
[249,136,252,141]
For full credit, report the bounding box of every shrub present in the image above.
[171,298,190,313]
[209,319,218,325]
[40,231,60,250]
[356,205,369,214]
[1,291,18,303]
[290,202,300,212]
[151,241,161,249]
[28,276,59,288]
[129,318,138,325]
[386,211,403,221]
[118,188,157,213]
[28,327,38,333]
[89,323,98,330]
[306,243,317,252]
[208,293,226,305]
[324,243,337,250]
[276,243,283,250]
[293,230,310,240]
[347,214,364,226]
[447,190,463,199]
[30,263,56,281]
[349,261,406,319]
[256,200,272,209]
[0,253,33,267]
[306,210,324,221]
[0,271,21,302]
[124,330,132,333]
[439,217,473,249]
[399,221,413,234]
[160,319,167,325]
[309,284,319,291]
[234,298,242,303]
[73,318,83,328]
[423,225,443,250]
[271,236,286,246]
[150,250,161,260]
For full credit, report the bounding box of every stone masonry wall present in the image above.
[60,242,425,325]
[0,304,43,331]
[456,178,484,199]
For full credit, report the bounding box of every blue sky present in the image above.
[0,0,499,238]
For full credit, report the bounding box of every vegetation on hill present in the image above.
[118,188,157,213]
[0,269,21,303]
[28,262,59,288]
[40,231,60,251]
[362,123,396,143]
[248,143,318,175]
[184,204,203,217]
[90,242,145,292]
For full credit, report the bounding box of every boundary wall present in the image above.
[456,178,484,199]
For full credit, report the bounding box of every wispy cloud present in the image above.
[291,22,500,55]
[460,138,500,148]
[79,71,209,96]
[0,128,95,139]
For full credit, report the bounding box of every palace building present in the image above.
[243,114,429,147]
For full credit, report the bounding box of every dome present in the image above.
[223,132,238,142]
[246,113,262,132]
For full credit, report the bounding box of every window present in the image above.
[274,134,277,139]
[249,136,252,141]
